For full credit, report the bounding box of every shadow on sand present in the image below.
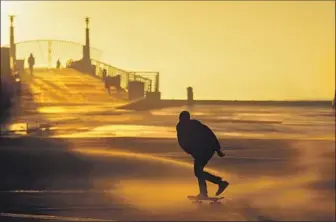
[0,74,97,216]
[0,137,94,214]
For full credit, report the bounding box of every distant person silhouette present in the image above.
[28,53,35,75]
[102,69,110,95]
[56,59,61,69]
[176,111,229,199]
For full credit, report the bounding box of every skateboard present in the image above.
[187,195,224,205]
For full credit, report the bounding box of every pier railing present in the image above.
[7,40,102,68]
[91,59,159,93]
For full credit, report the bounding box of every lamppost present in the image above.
[9,15,16,71]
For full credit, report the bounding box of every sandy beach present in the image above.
[1,97,335,221]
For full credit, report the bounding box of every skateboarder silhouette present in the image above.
[176,111,229,199]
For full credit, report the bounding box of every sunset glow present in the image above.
[1,1,334,100]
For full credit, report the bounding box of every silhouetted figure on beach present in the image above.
[28,53,35,75]
[56,59,61,69]
[102,69,110,95]
[114,74,122,93]
[176,111,229,199]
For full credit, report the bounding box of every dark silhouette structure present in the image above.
[28,53,35,75]
[9,15,16,71]
[67,17,94,74]
[332,90,335,108]
[83,17,91,66]
[176,111,229,198]
[187,86,194,106]
[128,81,145,100]
[1,47,14,124]
[15,59,24,74]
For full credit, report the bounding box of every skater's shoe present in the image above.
[195,193,208,200]
[216,180,229,196]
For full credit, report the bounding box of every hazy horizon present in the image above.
[1,1,335,100]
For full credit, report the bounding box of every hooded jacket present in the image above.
[176,119,220,157]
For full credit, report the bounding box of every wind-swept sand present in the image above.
[0,136,334,221]
[1,70,334,221]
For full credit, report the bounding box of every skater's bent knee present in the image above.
[194,169,204,178]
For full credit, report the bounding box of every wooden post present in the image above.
[187,86,194,106]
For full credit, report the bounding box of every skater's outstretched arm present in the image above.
[216,150,225,157]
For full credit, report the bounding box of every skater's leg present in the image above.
[199,150,229,195]
[194,159,208,197]
[203,171,222,184]
[201,150,221,184]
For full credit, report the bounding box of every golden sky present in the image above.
[1,1,335,100]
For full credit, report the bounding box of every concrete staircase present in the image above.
[24,68,127,104]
